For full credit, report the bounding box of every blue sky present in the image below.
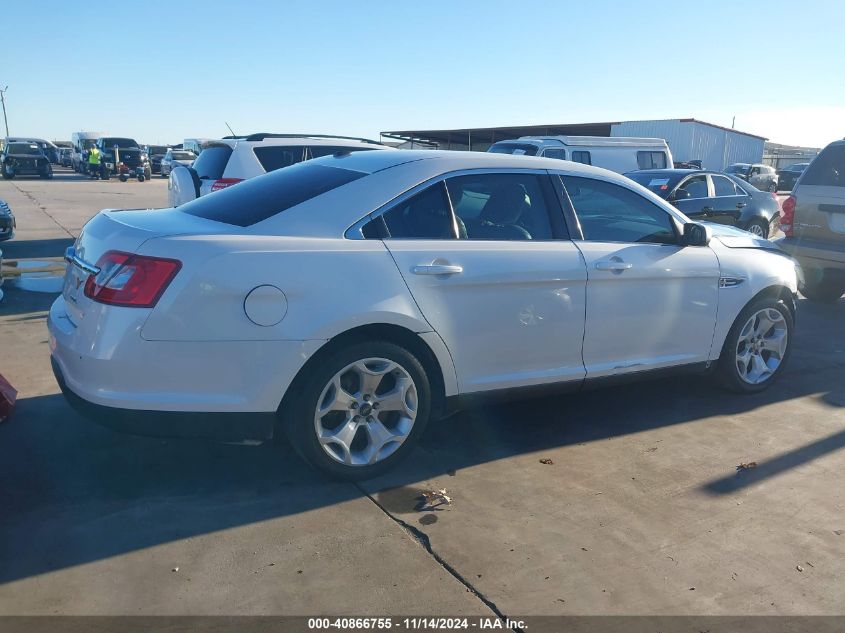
[4,0,844,147]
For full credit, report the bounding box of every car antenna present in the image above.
[225,121,237,137]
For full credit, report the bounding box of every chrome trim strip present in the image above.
[64,246,100,275]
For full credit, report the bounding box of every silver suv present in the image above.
[776,139,845,302]
[725,163,778,192]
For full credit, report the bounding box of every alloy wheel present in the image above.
[735,308,788,384]
[314,357,418,466]
[748,223,766,237]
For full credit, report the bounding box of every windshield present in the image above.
[171,152,195,160]
[725,164,749,174]
[101,138,139,149]
[7,143,42,155]
[148,146,168,155]
[488,142,540,156]
[80,139,98,149]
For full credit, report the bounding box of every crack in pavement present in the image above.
[9,182,75,238]
[355,483,522,631]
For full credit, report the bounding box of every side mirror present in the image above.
[672,189,691,202]
[683,222,711,247]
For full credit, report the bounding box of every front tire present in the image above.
[717,296,793,393]
[745,218,769,238]
[280,341,432,480]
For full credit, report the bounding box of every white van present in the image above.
[488,136,673,174]
[71,131,106,172]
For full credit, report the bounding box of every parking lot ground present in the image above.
[1,173,844,616]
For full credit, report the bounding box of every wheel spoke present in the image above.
[363,419,402,464]
[318,375,356,414]
[354,360,395,397]
[377,379,417,417]
[748,353,771,382]
[761,329,788,359]
[319,417,358,464]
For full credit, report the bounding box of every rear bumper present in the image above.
[776,237,845,270]
[51,356,276,441]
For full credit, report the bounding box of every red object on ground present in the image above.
[0,373,17,422]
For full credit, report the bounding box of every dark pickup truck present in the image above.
[96,137,151,180]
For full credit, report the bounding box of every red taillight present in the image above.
[781,195,796,237]
[210,177,243,192]
[84,250,181,308]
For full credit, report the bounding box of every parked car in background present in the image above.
[160,149,196,177]
[95,137,151,180]
[168,133,386,206]
[777,139,845,302]
[725,163,778,192]
[183,138,213,156]
[0,198,15,241]
[488,136,673,174]
[626,169,780,237]
[58,148,74,167]
[776,162,810,191]
[144,145,170,174]
[4,137,59,164]
[53,150,798,479]
[71,131,105,173]
[1,141,53,179]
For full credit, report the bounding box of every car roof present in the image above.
[628,168,705,177]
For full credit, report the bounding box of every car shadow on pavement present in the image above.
[1,238,73,260]
[0,298,843,586]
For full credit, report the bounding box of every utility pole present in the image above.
[0,86,8,137]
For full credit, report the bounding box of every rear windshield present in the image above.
[147,146,168,155]
[179,162,367,227]
[7,143,41,155]
[488,143,540,156]
[801,145,845,187]
[626,172,681,197]
[171,151,195,160]
[192,145,233,180]
[725,164,749,174]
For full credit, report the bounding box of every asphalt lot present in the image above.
[1,167,844,616]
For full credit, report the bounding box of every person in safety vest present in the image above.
[87,146,101,178]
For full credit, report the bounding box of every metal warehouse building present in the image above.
[382,118,766,170]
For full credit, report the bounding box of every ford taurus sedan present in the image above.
[49,151,798,479]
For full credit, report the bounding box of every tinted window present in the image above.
[625,172,682,197]
[253,146,306,172]
[637,151,667,169]
[180,163,366,227]
[171,152,195,160]
[488,143,539,156]
[572,150,592,165]
[101,138,138,148]
[712,175,739,196]
[543,148,566,160]
[446,173,556,241]
[726,164,749,175]
[801,145,845,187]
[678,175,709,199]
[382,183,455,239]
[7,143,41,154]
[192,145,233,179]
[563,176,677,245]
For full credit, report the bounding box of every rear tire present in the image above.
[280,340,432,480]
[716,295,793,393]
[745,218,769,238]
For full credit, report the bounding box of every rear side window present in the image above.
[572,150,592,165]
[712,175,739,196]
[253,146,306,172]
[192,145,232,180]
[543,148,566,160]
[637,151,667,170]
[307,146,375,160]
[382,183,456,239]
[801,145,845,187]
[488,143,539,156]
[179,163,366,227]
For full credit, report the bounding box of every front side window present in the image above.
[712,175,739,197]
[677,175,709,199]
[571,151,592,165]
[562,176,677,245]
[446,173,557,241]
[543,148,566,160]
[382,182,456,239]
[637,151,667,170]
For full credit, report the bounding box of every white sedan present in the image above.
[49,151,798,479]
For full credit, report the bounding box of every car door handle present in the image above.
[595,261,633,272]
[412,263,464,275]
[737,202,747,209]
[701,206,714,214]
